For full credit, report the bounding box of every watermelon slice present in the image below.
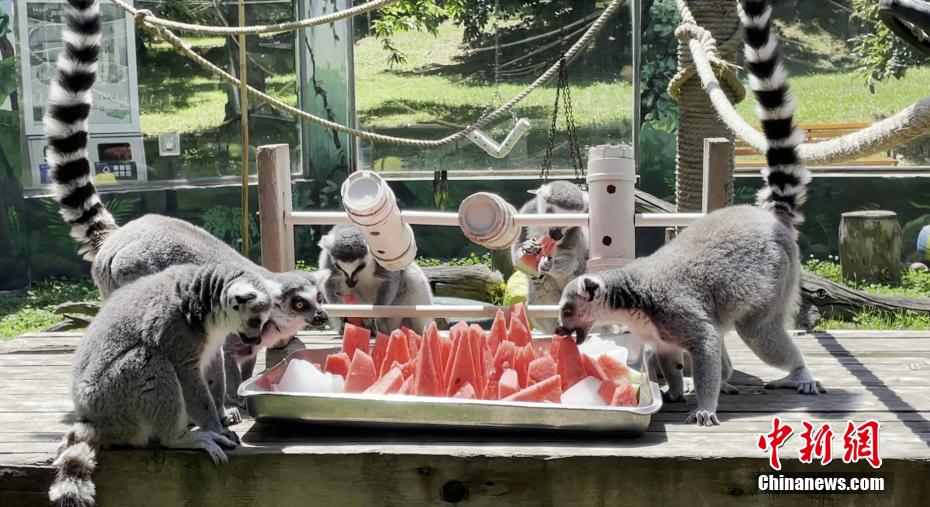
[469,324,488,392]
[413,324,443,397]
[423,322,445,385]
[340,294,365,327]
[582,354,609,381]
[497,369,520,399]
[509,304,532,342]
[597,353,632,380]
[371,332,389,373]
[527,354,558,385]
[401,327,421,356]
[502,375,563,403]
[556,336,587,390]
[398,374,415,395]
[439,333,453,377]
[342,323,371,360]
[394,358,417,379]
[453,382,477,399]
[344,350,377,393]
[484,341,515,399]
[598,379,638,407]
[549,333,569,361]
[364,366,404,395]
[323,352,351,379]
[379,330,411,378]
[539,234,557,256]
[446,329,480,396]
[488,310,507,352]
[514,344,536,388]
[444,321,469,386]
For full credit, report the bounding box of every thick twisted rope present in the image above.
[668,0,745,103]
[113,0,398,35]
[677,0,930,164]
[136,0,627,147]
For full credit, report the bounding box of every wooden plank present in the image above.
[257,144,295,272]
[702,137,731,213]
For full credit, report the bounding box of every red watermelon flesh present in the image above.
[469,324,488,392]
[439,334,453,377]
[598,379,638,407]
[401,327,421,356]
[371,332,389,373]
[380,330,411,378]
[446,330,480,396]
[323,352,351,379]
[453,382,477,399]
[597,354,632,380]
[539,234,557,256]
[364,366,404,395]
[488,310,506,352]
[340,294,365,327]
[549,334,568,361]
[394,358,417,379]
[341,323,371,360]
[493,340,516,371]
[344,350,377,393]
[582,354,609,381]
[557,336,587,390]
[527,354,558,385]
[398,374,415,395]
[498,369,520,399]
[502,375,563,403]
[413,324,443,397]
[423,322,445,384]
[511,303,532,333]
[514,344,536,388]
[508,314,533,347]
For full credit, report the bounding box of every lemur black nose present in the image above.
[310,310,329,328]
[346,279,358,288]
[239,332,261,345]
[554,326,572,337]
[549,228,563,241]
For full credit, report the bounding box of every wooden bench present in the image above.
[3,330,930,505]
[735,121,898,168]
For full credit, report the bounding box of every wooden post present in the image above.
[702,137,731,213]
[839,210,903,285]
[490,249,515,280]
[258,144,295,272]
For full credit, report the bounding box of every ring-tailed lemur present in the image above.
[318,224,433,334]
[511,181,589,332]
[555,0,824,426]
[48,264,272,507]
[42,0,328,411]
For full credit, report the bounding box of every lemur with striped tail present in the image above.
[43,0,328,414]
[555,0,825,426]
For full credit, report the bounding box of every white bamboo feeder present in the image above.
[341,170,417,271]
[586,145,635,273]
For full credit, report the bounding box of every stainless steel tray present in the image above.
[240,335,662,434]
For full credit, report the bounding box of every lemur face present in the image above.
[555,275,605,344]
[226,276,274,345]
[333,257,373,290]
[262,273,330,347]
[536,181,589,247]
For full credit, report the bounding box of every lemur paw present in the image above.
[217,429,241,447]
[720,382,740,395]
[765,368,827,395]
[538,257,553,274]
[662,390,686,403]
[686,409,720,426]
[222,407,242,427]
[521,239,542,256]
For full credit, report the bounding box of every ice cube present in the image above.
[578,335,628,363]
[277,359,331,393]
[560,377,605,407]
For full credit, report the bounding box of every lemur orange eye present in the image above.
[292,298,306,311]
[562,307,573,318]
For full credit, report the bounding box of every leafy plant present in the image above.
[201,205,260,255]
[850,0,920,92]
[640,0,679,126]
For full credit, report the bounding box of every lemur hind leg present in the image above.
[735,317,826,395]
[720,337,739,395]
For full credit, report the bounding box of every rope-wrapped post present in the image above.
[672,0,741,212]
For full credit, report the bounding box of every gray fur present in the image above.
[318,224,433,334]
[49,264,273,506]
[512,181,589,331]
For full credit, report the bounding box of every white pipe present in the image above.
[321,304,560,318]
[587,145,636,266]
[288,210,703,228]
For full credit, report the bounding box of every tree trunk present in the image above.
[674,0,739,211]
[490,249,514,280]
[796,270,930,329]
[422,265,505,304]
[839,210,903,285]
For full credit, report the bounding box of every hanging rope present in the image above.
[111,0,398,36]
[676,0,930,165]
[130,0,628,147]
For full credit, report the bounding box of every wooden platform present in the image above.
[3,330,930,505]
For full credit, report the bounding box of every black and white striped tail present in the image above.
[740,0,811,225]
[44,0,117,260]
[48,422,98,507]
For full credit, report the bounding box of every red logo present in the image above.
[758,419,881,469]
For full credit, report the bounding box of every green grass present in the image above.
[737,67,930,124]
[803,258,930,331]
[0,279,98,339]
